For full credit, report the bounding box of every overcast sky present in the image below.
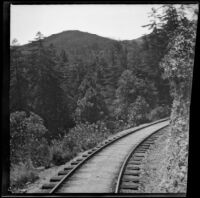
[10,4,197,45]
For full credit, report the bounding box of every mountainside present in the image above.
[11,28,172,193]
[11,29,172,134]
[43,30,117,51]
[21,30,144,59]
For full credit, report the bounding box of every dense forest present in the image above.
[9,5,198,192]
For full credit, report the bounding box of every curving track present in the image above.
[115,126,169,193]
[41,119,169,193]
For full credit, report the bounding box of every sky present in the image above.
[10,4,197,45]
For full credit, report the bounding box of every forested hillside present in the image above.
[10,30,172,139]
[9,4,197,192]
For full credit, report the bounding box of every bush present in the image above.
[127,96,150,126]
[51,149,65,166]
[105,120,116,132]
[47,121,111,166]
[147,105,170,122]
[10,161,39,189]
[10,111,48,165]
[30,141,51,168]
[63,121,111,152]
[49,139,75,166]
[49,140,64,165]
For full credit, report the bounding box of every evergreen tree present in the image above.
[10,39,28,112]
[145,4,197,191]
[75,53,108,123]
[26,32,68,139]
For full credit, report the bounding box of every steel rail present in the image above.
[114,124,169,193]
[44,117,169,193]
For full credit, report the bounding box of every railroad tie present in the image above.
[120,189,139,193]
[136,147,148,151]
[76,158,83,162]
[41,182,57,189]
[140,145,150,148]
[123,175,140,182]
[58,170,70,175]
[135,150,147,153]
[124,170,140,176]
[64,166,74,171]
[142,143,152,146]
[131,157,143,161]
[128,161,141,165]
[134,153,146,157]
[71,161,79,165]
[145,140,155,143]
[135,151,146,154]
[50,176,64,182]
[91,148,97,151]
[139,145,150,149]
[121,182,139,190]
[133,155,144,158]
[126,165,140,170]
[149,137,157,140]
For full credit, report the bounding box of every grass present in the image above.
[10,162,39,191]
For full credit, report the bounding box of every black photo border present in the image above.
[2,0,200,197]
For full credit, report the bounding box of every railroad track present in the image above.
[115,126,168,193]
[40,118,169,193]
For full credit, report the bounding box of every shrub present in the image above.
[51,148,65,166]
[147,105,170,122]
[10,161,39,189]
[10,111,48,165]
[30,140,51,168]
[49,139,75,166]
[48,121,112,166]
[105,120,116,133]
[63,121,111,152]
[127,96,150,126]
[49,140,65,166]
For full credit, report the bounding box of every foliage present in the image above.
[147,105,170,121]
[63,121,111,152]
[160,19,196,98]
[10,29,172,140]
[144,4,198,192]
[25,33,69,139]
[75,73,107,123]
[10,111,48,166]
[10,160,39,190]
[159,17,197,191]
[46,121,111,166]
[49,139,75,166]
[127,96,150,126]
[9,22,178,190]
[10,40,29,112]
[30,143,51,168]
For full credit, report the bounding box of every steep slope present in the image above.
[20,30,144,59]
[43,30,116,51]
[21,30,120,55]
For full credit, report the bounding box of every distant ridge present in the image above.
[20,30,146,57]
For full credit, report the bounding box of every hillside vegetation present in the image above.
[9,5,197,192]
